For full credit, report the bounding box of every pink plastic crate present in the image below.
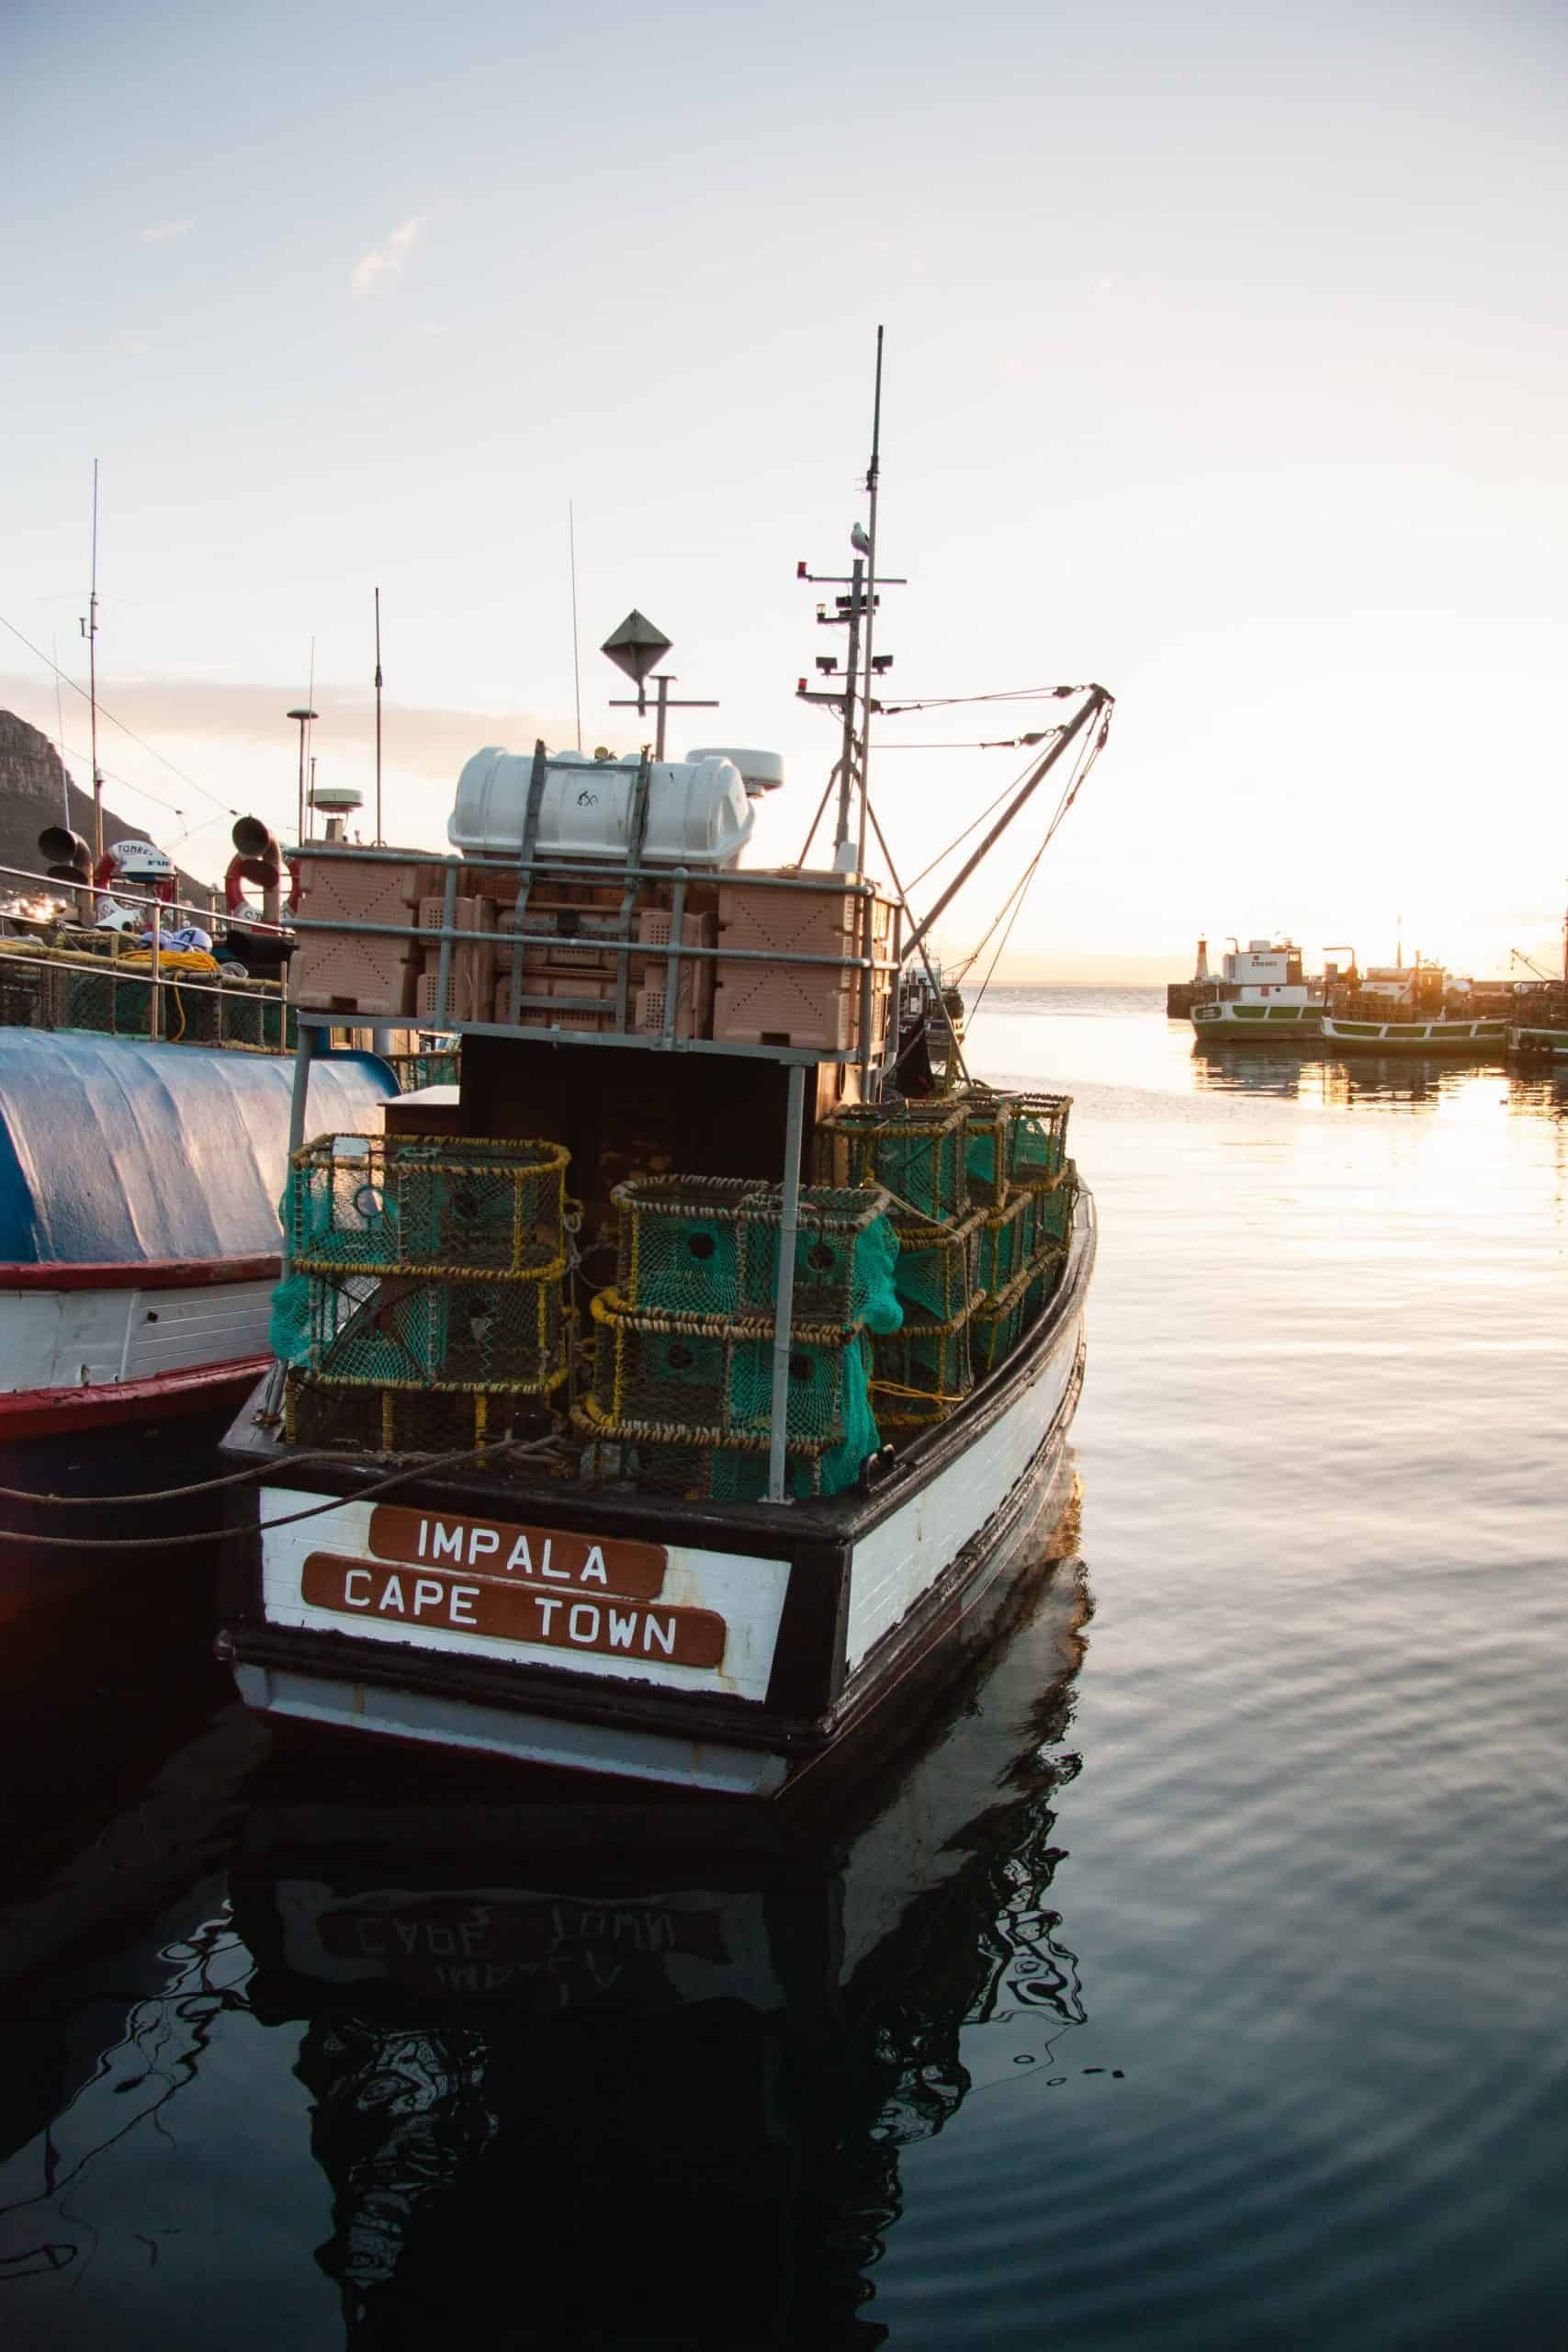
[713,873,894,1050]
[290,851,435,1015]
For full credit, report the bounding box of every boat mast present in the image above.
[374,587,384,845]
[80,458,102,862]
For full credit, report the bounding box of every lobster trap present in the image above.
[960,1088,1021,1208]
[288,1135,570,1277]
[871,1317,975,1429]
[975,1192,1032,1300]
[571,1407,839,1503]
[612,1174,897,1332]
[1024,1161,1078,1256]
[890,1209,982,1329]
[586,1293,867,1448]
[284,1375,556,1456]
[817,1099,972,1227]
[1007,1094,1073,1189]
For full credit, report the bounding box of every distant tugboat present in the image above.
[1190,937,1324,1043]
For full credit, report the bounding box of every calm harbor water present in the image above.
[2,985,1565,2348]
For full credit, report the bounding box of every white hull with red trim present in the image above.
[0,1258,278,1436]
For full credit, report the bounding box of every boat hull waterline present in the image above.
[222,1193,1095,1799]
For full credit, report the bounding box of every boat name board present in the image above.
[301,1550,725,1668]
[368,1504,666,1596]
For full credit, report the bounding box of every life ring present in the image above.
[224,853,299,918]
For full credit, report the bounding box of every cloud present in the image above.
[141,220,192,244]
[352,215,426,299]
[0,675,578,784]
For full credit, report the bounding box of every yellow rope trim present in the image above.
[869,1376,971,1407]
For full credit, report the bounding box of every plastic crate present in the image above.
[713,872,893,1050]
[289,852,435,1017]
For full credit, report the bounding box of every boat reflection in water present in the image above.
[232,1476,1089,2345]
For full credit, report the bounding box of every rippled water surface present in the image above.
[2,988,1565,2348]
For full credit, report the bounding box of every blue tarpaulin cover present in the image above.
[0,1031,395,1266]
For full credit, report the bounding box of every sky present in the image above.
[3,0,1566,981]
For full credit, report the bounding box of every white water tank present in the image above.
[448,748,757,866]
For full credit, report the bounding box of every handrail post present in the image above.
[434,861,457,1025]
[148,900,162,1043]
[767,1061,807,1502]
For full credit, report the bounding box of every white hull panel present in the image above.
[232,1661,790,1795]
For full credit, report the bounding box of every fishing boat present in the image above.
[1190,936,1324,1043]
[1318,956,1507,1057]
[1507,910,1568,1060]
[218,375,1113,1798]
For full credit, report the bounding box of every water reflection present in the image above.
[0,1502,1090,2346]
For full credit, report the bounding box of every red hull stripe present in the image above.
[0,1356,267,1439]
[0,1255,280,1293]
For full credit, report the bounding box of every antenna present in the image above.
[51,631,70,828]
[855,324,885,877]
[79,458,102,861]
[569,501,583,753]
[306,634,317,810]
[374,585,384,844]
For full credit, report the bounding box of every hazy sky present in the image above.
[4,0,1565,979]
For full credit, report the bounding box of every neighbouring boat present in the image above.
[1190,936,1324,1043]
[0,1027,394,1504]
[217,401,1114,1801]
[0,827,406,1510]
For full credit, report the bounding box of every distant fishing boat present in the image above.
[1190,937,1324,1042]
[1318,955,1506,1057]
[1507,906,1568,1060]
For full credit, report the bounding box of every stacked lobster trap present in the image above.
[276,1134,571,1453]
[573,1175,900,1500]
[818,1088,1077,1416]
[966,1090,1077,1374]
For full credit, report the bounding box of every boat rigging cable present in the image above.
[955,705,1112,1017]
[0,606,242,820]
[0,1436,560,1548]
